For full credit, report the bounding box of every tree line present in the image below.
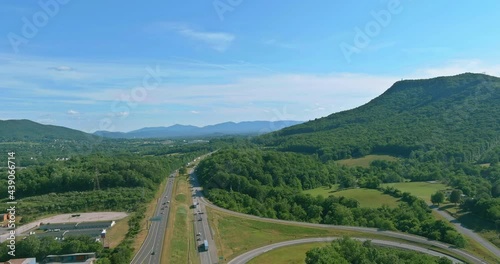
[305,237,453,264]
[197,149,467,247]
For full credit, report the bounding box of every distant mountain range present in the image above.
[94,121,303,139]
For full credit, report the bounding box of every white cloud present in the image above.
[49,66,74,72]
[67,110,79,116]
[149,23,235,52]
[179,28,234,52]
[4,53,500,130]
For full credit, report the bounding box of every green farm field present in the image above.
[303,187,400,208]
[336,155,398,168]
[381,182,449,203]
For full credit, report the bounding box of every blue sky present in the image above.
[1,0,500,132]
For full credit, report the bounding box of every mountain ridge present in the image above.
[94,120,303,139]
[0,119,98,142]
[256,73,500,162]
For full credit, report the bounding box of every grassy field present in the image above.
[247,242,329,264]
[336,155,398,168]
[207,207,357,262]
[304,187,399,208]
[381,182,449,203]
[302,185,338,196]
[105,216,129,248]
[163,174,199,264]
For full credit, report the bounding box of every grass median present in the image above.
[162,174,199,264]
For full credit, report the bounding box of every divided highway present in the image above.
[190,168,219,264]
[130,171,177,264]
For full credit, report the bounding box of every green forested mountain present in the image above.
[0,119,98,142]
[196,73,500,249]
[256,73,500,162]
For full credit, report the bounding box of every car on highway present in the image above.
[197,232,201,236]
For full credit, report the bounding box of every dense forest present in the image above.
[0,236,103,261]
[196,149,471,246]
[256,73,500,163]
[305,237,453,264]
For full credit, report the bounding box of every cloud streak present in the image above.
[148,22,235,52]
[3,54,500,131]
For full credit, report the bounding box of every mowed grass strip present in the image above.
[168,206,189,263]
[336,155,398,168]
[381,182,449,203]
[302,185,338,196]
[105,216,129,248]
[333,188,400,208]
[207,208,354,261]
[304,187,399,208]
[247,242,329,264]
[163,175,199,264]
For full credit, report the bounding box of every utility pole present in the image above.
[94,168,100,191]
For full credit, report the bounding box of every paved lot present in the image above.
[0,212,127,242]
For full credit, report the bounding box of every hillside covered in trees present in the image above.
[256,73,500,163]
[197,149,472,246]
[197,74,500,248]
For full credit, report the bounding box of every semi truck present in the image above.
[203,240,209,251]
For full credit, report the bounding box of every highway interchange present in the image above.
[227,237,464,264]
[130,155,497,264]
